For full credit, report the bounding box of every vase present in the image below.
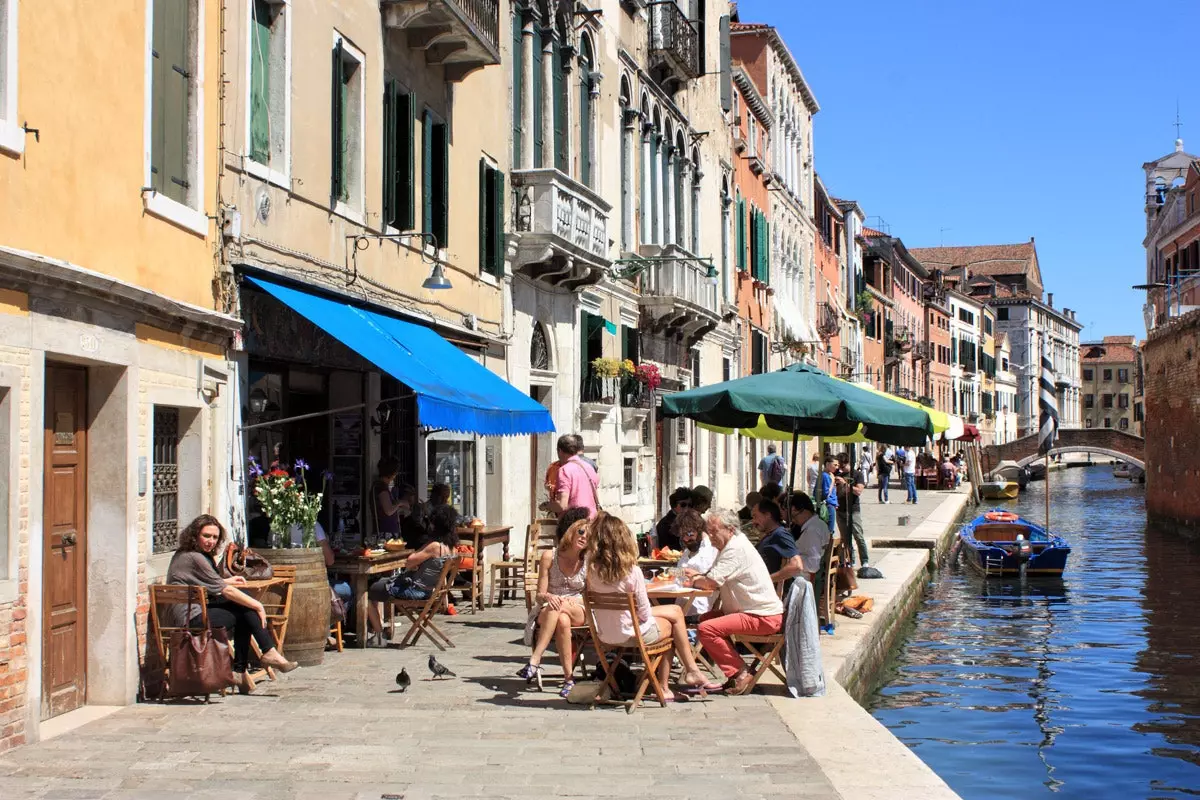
[268,517,290,549]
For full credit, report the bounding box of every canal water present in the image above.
[869,464,1200,799]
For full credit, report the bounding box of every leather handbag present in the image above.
[168,626,234,697]
[835,544,858,594]
[224,542,274,581]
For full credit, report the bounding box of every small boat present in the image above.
[979,480,1019,500]
[957,511,1071,576]
[1113,466,1132,479]
[991,459,1031,490]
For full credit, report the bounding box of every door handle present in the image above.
[62,532,77,546]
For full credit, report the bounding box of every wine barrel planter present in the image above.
[258,547,329,667]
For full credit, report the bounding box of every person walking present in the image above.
[876,445,893,504]
[758,444,787,488]
[902,446,919,504]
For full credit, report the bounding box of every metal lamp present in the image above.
[422,263,452,290]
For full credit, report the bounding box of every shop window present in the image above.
[152,407,181,555]
[382,77,415,230]
[248,0,288,177]
[428,438,476,518]
[331,35,364,215]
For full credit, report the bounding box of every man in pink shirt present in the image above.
[549,434,600,518]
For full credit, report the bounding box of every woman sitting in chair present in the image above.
[366,504,459,640]
[166,514,298,694]
[518,507,590,696]
[585,512,719,698]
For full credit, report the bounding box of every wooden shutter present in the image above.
[435,121,449,247]
[493,168,505,276]
[249,1,271,164]
[331,40,345,204]
[553,39,567,173]
[383,78,398,227]
[478,159,489,274]
[764,218,771,284]
[532,29,544,166]
[401,93,415,229]
[718,15,732,112]
[512,16,523,166]
[736,199,745,271]
[154,0,190,205]
[422,109,433,235]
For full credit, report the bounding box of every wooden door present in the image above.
[42,365,88,720]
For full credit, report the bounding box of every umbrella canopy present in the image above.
[661,363,934,447]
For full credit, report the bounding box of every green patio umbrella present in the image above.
[661,362,934,497]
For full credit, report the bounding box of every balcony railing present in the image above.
[639,252,717,311]
[512,168,611,287]
[381,0,500,81]
[892,325,912,353]
[817,302,840,339]
[637,248,721,348]
[649,1,700,87]
[581,370,655,408]
[912,341,931,361]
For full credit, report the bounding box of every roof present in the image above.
[909,242,1043,297]
[732,66,773,129]
[1082,343,1138,364]
[862,227,886,238]
[730,23,820,113]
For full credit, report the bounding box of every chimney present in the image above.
[1047,292,1054,308]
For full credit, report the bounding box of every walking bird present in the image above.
[428,654,455,679]
[395,668,410,692]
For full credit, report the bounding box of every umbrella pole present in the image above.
[786,421,800,515]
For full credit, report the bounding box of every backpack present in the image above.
[766,454,785,484]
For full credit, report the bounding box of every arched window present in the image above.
[619,76,633,252]
[673,131,685,246]
[640,95,652,245]
[578,36,595,187]
[720,175,731,302]
[690,146,701,254]
[552,15,568,173]
[650,107,662,244]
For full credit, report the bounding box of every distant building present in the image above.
[1081,336,1142,436]
[1142,139,1200,326]
[993,333,1020,444]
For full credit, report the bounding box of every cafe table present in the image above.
[455,525,512,611]
[456,525,512,560]
[645,584,711,614]
[331,548,412,648]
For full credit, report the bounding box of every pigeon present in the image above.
[428,654,456,679]
[395,668,410,692]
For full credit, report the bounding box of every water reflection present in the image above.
[870,466,1200,799]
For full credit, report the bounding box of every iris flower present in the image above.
[294,458,309,472]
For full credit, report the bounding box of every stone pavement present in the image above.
[0,605,844,800]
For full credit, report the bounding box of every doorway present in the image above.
[528,385,552,518]
[42,365,88,720]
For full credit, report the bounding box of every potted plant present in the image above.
[248,457,332,666]
[591,357,621,404]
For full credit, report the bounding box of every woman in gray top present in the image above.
[166,515,297,693]
[366,504,459,639]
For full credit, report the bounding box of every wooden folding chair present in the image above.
[460,528,486,613]
[390,556,462,650]
[583,590,675,713]
[147,583,219,701]
[814,537,839,630]
[523,519,562,610]
[729,631,786,692]
[249,565,295,680]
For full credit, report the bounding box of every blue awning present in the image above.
[247,276,554,437]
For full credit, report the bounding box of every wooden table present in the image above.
[331,549,412,648]
[456,526,512,611]
[646,584,711,614]
[456,525,512,560]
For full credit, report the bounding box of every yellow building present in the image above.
[0,0,239,747]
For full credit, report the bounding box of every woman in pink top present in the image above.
[585,512,719,696]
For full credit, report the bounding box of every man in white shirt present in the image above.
[675,511,718,616]
[685,509,785,696]
[903,446,919,504]
[787,493,831,582]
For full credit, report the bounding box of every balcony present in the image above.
[511,168,612,289]
[636,247,720,348]
[892,325,913,353]
[648,1,700,91]
[912,340,931,361]
[817,302,840,340]
[382,0,500,82]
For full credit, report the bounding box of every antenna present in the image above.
[1175,100,1183,140]
[940,227,952,247]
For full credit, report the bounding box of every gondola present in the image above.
[956,510,1071,577]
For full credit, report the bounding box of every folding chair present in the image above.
[523,519,562,610]
[583,590,675,713]
[147,583,219,701]
[251,565,295,680]
[729,631,786,693]
[390,556,462,650]
[814,537,839,631]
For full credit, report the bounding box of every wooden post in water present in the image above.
[1044,452,1051,533]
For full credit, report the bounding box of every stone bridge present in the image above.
[981,427,1145,473]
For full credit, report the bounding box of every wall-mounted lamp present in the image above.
[706,262,719,287]
[422,263,453,291]
[248,388,268,416]
[369,401,392,433]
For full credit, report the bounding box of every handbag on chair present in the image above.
[167,626,234,697]
[224,542,274,581]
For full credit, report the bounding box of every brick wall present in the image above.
[1143,309,1200,537]
[0,345,32,753]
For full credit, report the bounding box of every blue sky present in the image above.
[737,0,1200,340]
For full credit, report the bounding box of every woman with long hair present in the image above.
[166,514,298,693]
[585,512,718,697]
[518,507,590,697]
[366,504,459,640]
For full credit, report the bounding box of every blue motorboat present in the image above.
[956,511,1071,577]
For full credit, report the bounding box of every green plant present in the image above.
[855,290,875,322]
[249,457,328,548]
[591,357,621,378]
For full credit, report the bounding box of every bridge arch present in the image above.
[1014,446,1143,471]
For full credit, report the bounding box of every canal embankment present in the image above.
[768,485,972,800]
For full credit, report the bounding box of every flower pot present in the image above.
[257,547,330,667]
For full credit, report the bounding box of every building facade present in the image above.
[993,333,1019,444]
[1081,336,1141,435]
[0,0,241,748]
[1142,139,1200,326]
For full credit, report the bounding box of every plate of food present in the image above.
[383,539,407,552]
[650,547,681,561]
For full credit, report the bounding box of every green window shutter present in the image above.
[478,159,488,274]
[331,39,345,204]
[154,0,190,205]
[435,121,449,247]
[422,109,433,235]
[383,78,397,227]
[579,66,591,186]
[764,218,771,284]
[553,39,567,173]
[512,16,523,166]
[401,93,415,229]
[493,168,505,276]
[249,0,271,165]
[736,200,744,271]
[532,29,544,166]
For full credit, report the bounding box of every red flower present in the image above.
[268,469,288,478]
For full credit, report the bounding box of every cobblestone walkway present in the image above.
[0,605,843,800]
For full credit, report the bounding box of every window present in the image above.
[422,109,449,248]
[152,407,181,555]
[146,0,206,233]
[511,15,523,165]
[382,78,415,231]
[997,307,1009,321]
[1084,394,1094,409]
[1135,403,1143,422]
[330,35,364,217]
[621,325,640,363]
[552,32,568,173]
[478,159,504,277]
[532,27,545,165]
[691,150,701,253]
[1119,418,1129,431]
[578,37,595,186]
[622,456,636,496]
[0,0,22,155]
[1083,368,1093,381]
[751,331,767,375]
[1102,394,1113,408]
[1118,368,1129,383]
[983,316,992,335]
[1103,368,1113,381]
[1085,418,1093,429]
[1103,417,1112,429]
[427,438,476,518]
[1118,393,1129,409]
[247,0,289,180]
[958,308,974,325]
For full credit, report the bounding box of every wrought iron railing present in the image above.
[912,341,931,361]
[581,368,655,408]
[448,0,499,51]
[817,302,840,339]
[892,325,912,353]
[649,1,700,80]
